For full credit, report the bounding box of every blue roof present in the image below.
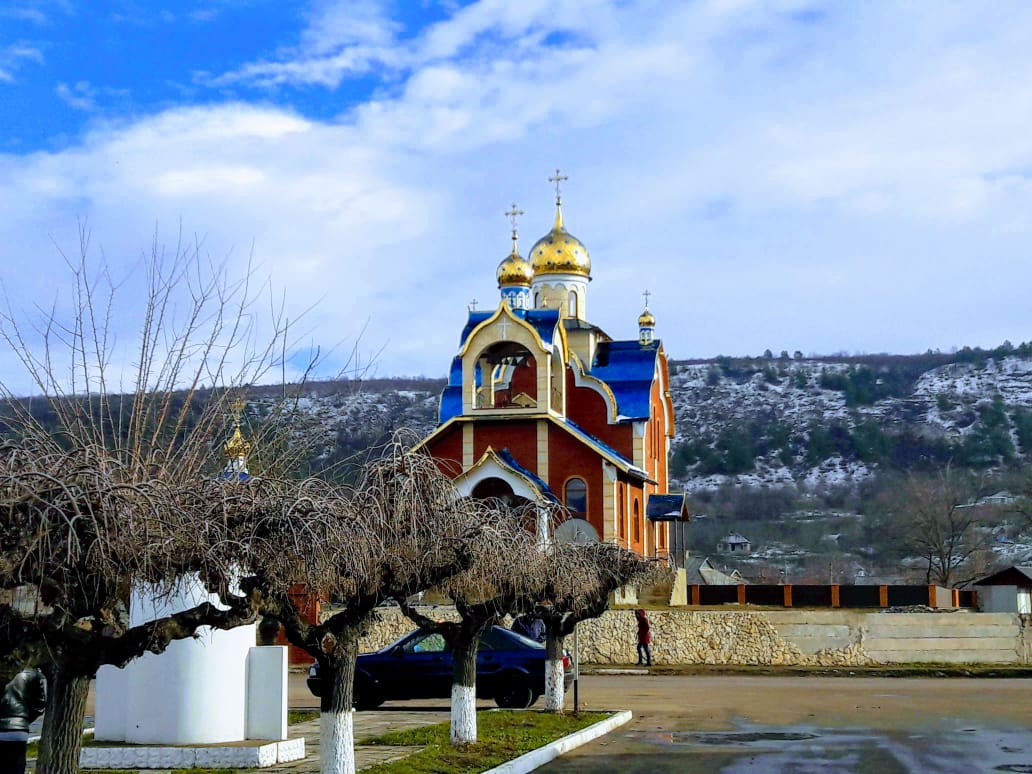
[496,448,559,503]
[590,340,660,420]
[439,356,464,423]
[521,308,561,348]
[457,308,561,351]
[459,311,493,347]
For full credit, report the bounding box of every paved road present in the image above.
[537,673,1032,773]
[88,671,1032,772]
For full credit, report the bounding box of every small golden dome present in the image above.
[224,425,252,459]
[529,206,591,278]
[638,307,656,328]
[497,247,533,287]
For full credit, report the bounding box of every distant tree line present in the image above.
[674,339,1032,375]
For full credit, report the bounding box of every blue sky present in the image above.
[2,1,1032,391]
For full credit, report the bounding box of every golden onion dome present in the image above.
[638,307,656,328]
[529,206,591,278]
[496,246,533,287]
[224,425,252,459]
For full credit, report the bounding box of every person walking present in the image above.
[0,667,46,774]
[635,609,652,666]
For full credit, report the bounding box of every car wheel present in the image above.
[353,679,384,711]
[495,680,535,709]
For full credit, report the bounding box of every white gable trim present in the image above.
[452,448,544,501]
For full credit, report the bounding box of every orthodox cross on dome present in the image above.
[505,202,524,242]
[469,298,478,311]
[548,168,569,206]
[642,289,652,307]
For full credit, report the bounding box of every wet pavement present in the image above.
[538,675,1032,773]
[554,720,1032,773]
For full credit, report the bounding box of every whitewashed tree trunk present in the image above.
[320,709,354,774]
[319,642,358,774]
[451,683,477,746]
[451,636,479,745]
[544,635,566,712]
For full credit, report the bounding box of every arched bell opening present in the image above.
[473,341,538,409]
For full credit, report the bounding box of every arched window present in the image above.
[568,290,578,318]
[632,498,640,543]
[618,483,626,540]
[565,477,587,518]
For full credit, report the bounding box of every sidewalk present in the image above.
[251,708,452,773]
[28,709,449,774]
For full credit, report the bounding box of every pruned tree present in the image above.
[242,439,488,774]
[0,228,330,774]
[524,539,657,712]
[397,501,541,746]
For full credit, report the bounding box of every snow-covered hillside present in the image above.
[667,356,1032,492]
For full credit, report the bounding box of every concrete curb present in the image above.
[482,710,632,774]
[586,668,649,676]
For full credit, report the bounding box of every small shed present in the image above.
[972,565,1032,614]
[717,532,751,554]
[685,556,742,585]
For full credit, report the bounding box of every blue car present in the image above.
[306,625,573,709]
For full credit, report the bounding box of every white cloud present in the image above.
[55,80,96,110]
[204,0,403,88]
[3,1,1032,394]
[0,7,48,25]
[0,42,44,82]
[301,0,399,52]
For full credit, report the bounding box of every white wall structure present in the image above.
[95,575,286,745]
[246,646,288,741]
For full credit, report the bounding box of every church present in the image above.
[417,173,682,558]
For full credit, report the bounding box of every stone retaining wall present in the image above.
[351,607,1028,666]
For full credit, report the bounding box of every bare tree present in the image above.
[0,229,328,773]
[880,467,988,587]
[243,440,487,774]
[397,502,541,746]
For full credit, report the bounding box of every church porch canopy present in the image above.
[646,492,690,521]
[452,446,558,504]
